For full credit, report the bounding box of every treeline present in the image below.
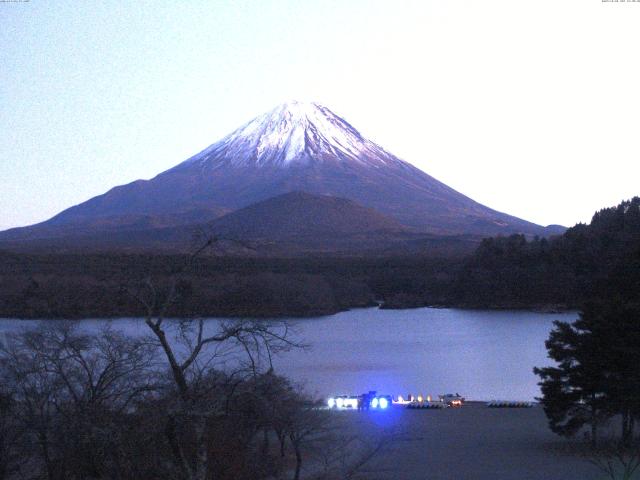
[455,197,640,309]
[0,253,459,318]
[532,204,640,459]
[1,197,639,318]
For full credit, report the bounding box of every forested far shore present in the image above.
[0,253,458,319]
[0,197,638,320]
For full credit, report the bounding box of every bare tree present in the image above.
[588,440,640,480]
[0,389,21,480]
[1,326,68,480]
[0,322,157,480]
[125,236,306,480]
[286,398,327,480]
[310,425,402,480]
[0,235,393,480]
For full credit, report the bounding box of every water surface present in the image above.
[0,307,577,401]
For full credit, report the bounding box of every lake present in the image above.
[0,307,577,401]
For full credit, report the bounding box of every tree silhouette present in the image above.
[535,296,640,447]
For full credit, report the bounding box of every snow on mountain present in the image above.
[181,101,402,169]
[0,101,563,247]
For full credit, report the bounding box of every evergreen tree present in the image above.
[535,296,640,446]
[534,316,610,446]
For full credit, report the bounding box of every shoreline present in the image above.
[0,303,578,322]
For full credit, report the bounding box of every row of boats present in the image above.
[327,392,465,410]
[328,393,535,410]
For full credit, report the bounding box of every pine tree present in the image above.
[534,317,609,446]
[535,296,640,446]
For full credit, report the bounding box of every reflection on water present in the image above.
[0,307,577,401]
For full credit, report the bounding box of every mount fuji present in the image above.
[0,101,563,252]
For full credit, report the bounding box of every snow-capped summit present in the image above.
[0,101,562,247]
[183,101,400,169]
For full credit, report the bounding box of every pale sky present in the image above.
[1,0,639,231]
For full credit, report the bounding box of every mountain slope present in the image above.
[205,191,444,254]
[0,101,561,247]
[0,192,479,256]
[210,191,406,240]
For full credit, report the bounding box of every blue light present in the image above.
[379,397,389,409]
[371,397,379,408]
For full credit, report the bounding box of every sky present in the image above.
[1,0,639,231]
